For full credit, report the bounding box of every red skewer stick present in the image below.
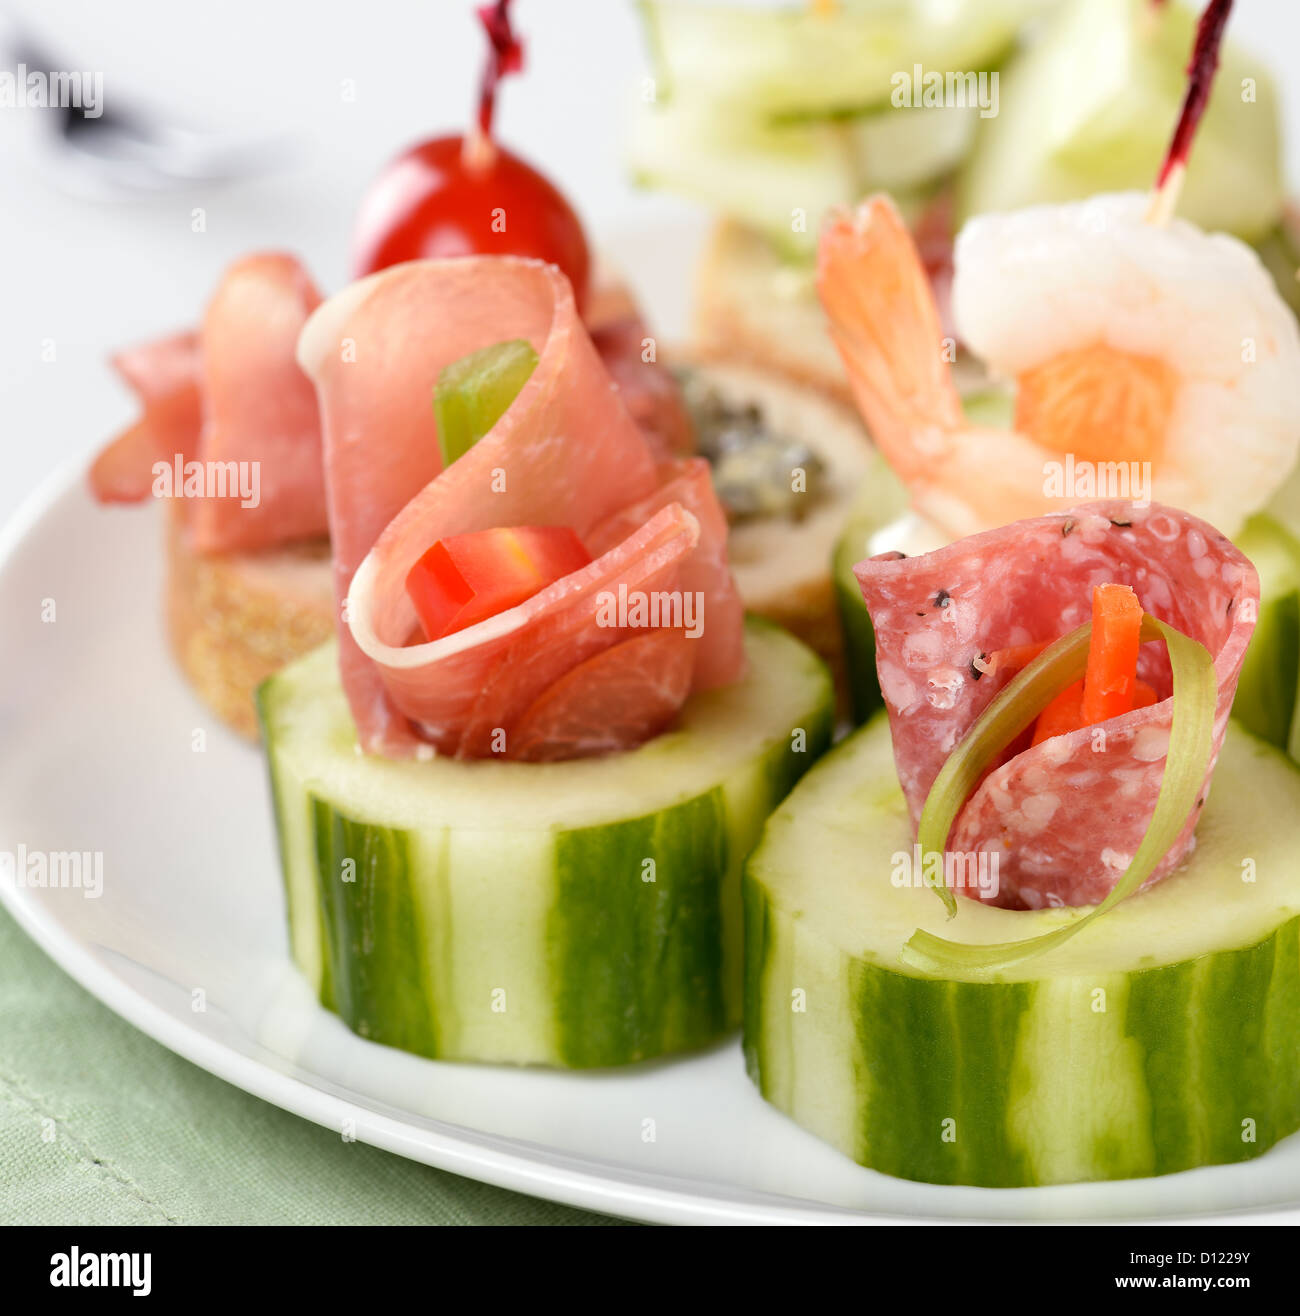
[1146,0,1234,225]
[473,1,525,148]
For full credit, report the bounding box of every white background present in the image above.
[1,0,1299,529]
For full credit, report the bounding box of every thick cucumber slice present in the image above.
[259,617,833,1068]
[745,715,1300,1186]
[831,454,909,723]
[957,0,1284,241]
[1235,513,1300,758]
[629,100,967,257]
[640,0,1040,117]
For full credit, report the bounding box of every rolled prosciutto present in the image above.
[89,258,689,551]
[298,255,744,759]
[88,253,330,552]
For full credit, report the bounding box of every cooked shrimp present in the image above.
[817,192,1300,539]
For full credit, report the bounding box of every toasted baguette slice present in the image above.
[165,505,334,739]
[679,356,873,680]
[694,217,989,404]
[694,220,856,407]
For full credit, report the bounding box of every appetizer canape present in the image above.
[632,0,1295,408]
[89,256,334,738]
[746,0,1300,1186]
[87,2,689,738]
[825,0,1300,749]
[631,0,1023,403]
[260,255,833,1067]
[745,499,1300,1185]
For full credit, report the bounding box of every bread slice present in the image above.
[694,216,988,405]
[694,220,857,408]
[165,504,334,739]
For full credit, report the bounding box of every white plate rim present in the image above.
[3,463,1299,1227]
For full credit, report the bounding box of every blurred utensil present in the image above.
[0,12,300,196]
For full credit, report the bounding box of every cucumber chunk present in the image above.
[745,714,1300,1185]
[640,0,1041,117]
[1235,513,1300,757]
[831,453,909,723]
[259,617,833,1067]
[629,99,968,257]
[957,0,1284,241]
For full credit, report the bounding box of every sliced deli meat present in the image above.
[855,501,1258,909]
[88,257,681,549]
[299,255,743,758]
[507,628,696,763]
[88,331,201,502]
[356,503,699,754]
[88,254,329,552]
[190,253,328,552]
[585,276,693,461]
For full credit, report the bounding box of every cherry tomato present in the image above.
[351,135,591,309]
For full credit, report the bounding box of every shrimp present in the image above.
[817,192,1300,540]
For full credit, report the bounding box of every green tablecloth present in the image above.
[0,908,614,1226]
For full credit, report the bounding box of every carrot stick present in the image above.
[1031,680,1084,746]
[1080,583,1144,724]
[1028,584,1148,744]
[1132,679,1159,709]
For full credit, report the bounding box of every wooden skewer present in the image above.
[1144,162,1186,228]
[1143,0,1233,227]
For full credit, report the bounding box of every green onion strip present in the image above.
[901,615,1216,977]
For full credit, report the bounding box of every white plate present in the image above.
[3,469,1300,1226]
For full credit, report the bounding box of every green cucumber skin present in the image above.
[1124,932,1300,1176]
[832,539,882,726]
[1233,589,1299,754]
[258,687,335,1011]
[261,622,834,1069]
[313,805,437,1056]
[1235,513,1300,759]
[303,712,829,1068]
[746,877,1300,1186]
[550,793,729,1067]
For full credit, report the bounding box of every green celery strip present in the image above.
[914,621,1094,918]
[901,615,1215,976]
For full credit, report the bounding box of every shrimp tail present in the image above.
[817,196,964,481]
